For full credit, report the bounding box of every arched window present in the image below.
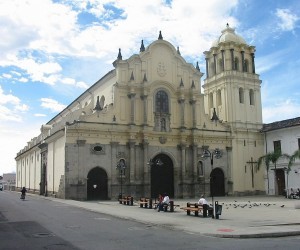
[234,57,239,71]
[155,90,169,113]
[217,89,222,106]
[154,90,170,132]
[210,62,215,76]
[244,59,249,72]
[249,89,255,105]
[218,59,223,72]
[209,92,214,109]
[239,88,244,104]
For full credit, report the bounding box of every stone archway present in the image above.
[150,154,174,198]
[87,167,108,200]
[210,168,225,196]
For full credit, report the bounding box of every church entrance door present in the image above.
[210,168,225,196]
[87,167,108,200]
[151,154,174,198]
[275,169,285,195]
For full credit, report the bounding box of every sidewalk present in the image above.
[40,195,300,238]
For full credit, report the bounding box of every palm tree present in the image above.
[284,149,300,198]
[288,149,300,168]
[258,150,289,195]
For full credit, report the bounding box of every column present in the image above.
[251,53,256,73]
[205,58,209,78]
[230,49,234,70]
[241,51,245,72]
[221,50,225,71]
[213,54,217,75]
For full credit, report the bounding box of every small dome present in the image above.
[212,24,247,47]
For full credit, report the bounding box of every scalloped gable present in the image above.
[122,39,202,89]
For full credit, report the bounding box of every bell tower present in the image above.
[203,24,262,129]
[202,24,264,195]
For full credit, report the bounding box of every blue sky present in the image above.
[1,0,300,175]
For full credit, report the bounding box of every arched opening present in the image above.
[239,88,244,104]
[275,169,285,196]
[150,154,174,199]
[87,167,108,200]
[210,168,225,196]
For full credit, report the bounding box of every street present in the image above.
[0,191,299,250]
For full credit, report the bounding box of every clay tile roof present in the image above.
[261,117,300,132]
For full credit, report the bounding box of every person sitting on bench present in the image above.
[158,193,169,212]
[198,195,208,205]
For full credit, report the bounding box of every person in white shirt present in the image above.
[198,195,208,205]
[158,193,170,212]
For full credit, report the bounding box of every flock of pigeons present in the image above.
[217,200,286,209]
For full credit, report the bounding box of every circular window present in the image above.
[93,145,103,152]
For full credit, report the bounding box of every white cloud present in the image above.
[34,113,47,117]
[40,97,66,112]
[262,99,300,123]
[0,85,20,105]
[2,73,12,79]
[0,85,29,122]
[276,8,299,32]
[0,105,22,122]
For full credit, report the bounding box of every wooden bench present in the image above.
[119,196,134,206]
[139,197,153,209]
[180,202,213,217]
[159,200,180,212]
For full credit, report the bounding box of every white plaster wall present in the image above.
[264,125,300,194]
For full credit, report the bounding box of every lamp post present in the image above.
[201,148,222,218]
[117,159,126,199]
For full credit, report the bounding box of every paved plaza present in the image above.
[36,194,300,238]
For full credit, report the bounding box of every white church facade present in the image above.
[15,26,266,200]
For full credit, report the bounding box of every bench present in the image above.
[139,197,153,209]
[180,202,213,217]
[119,196,134,206]
[158,200,180,212]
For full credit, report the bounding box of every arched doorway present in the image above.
[87,167,108,200]
[275,169,285,195]
[210,168,225,196]
[151,154,174,198]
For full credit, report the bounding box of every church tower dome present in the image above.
[212,23,247,47]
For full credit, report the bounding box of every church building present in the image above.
[15,25,265,200]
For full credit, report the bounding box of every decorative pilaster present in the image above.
[142,140,149,184]
[189,100,196,128]
[127,93,136,124]
[178,143,186,182]
[110,142,119,183]
[178,99,185,129]
[192,144,198,181]
[129,140,136,183]
[140,95,148,125]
